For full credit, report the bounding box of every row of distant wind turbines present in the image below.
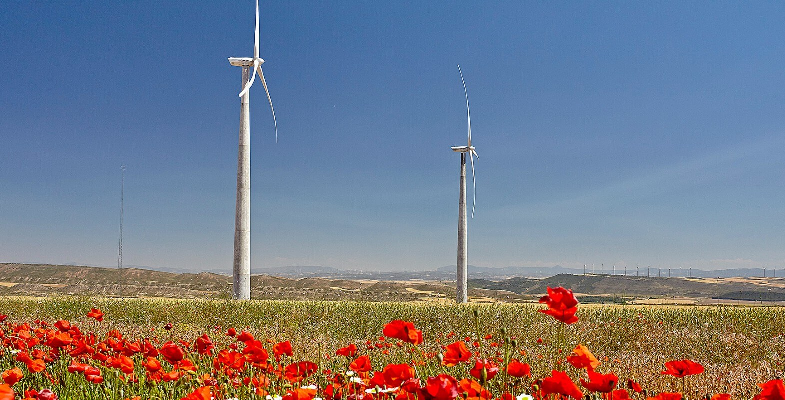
[229,0,476,302]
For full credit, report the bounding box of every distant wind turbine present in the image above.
[451,65,478,304]
[228,0,278,300]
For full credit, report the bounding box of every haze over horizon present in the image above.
[2,1,784,273]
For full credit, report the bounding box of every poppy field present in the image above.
[0,289,783,400]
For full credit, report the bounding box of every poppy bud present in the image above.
[437,353,444,363]
[499,327,507,335]
[481,367,488,385]
[473,309,479,319]
[511,340,517,347]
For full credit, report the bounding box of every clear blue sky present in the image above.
[1,1,784,273]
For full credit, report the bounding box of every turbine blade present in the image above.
[257,64,279,142]
[470,151,476,218]
[457,64,472,147]
[254,0,260,59]
[238,66,258,97]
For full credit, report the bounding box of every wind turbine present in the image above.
[228,0,278,300]
[451,65,478,304]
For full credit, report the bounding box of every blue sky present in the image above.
[1,1,784,273]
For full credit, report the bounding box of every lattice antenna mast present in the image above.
[118,165,126,269]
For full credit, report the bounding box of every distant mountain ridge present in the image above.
[2,261,780,280]
[261,264,780,280]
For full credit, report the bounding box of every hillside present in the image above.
[469,273,785,303]
[0,263,519,302]
[1,263,784,304]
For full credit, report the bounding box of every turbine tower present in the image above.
[229,0,278,300]
[451,65,478,304]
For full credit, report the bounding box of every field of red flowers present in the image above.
[0,288,783,400]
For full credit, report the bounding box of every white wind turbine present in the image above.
[228,0,278,300]
[451,65,478,304]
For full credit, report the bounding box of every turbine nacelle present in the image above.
[230,0,278,142]
[451,145,476,154]
[453,65,478,218]
[228,57,265,67]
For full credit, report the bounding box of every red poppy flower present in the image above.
[506,359,531,378]
[36,389,57,400]
[383,320,423,345]
[237,330,255,342]
[53,320,70,332]
[539,287,579,324]
[754,379,785,400]
[86,373,104,384]
[567,345,600,371]
[26,359,46,373]
[580,370,618,393]
[647,393,682,400]
[0,385,11,400]
[369,371,387,388]
[469,359,499,382]
[274,341,293,360]
[284,361,318,383]
[458,378,492,400]
[227,327,237,337]
[383,363,416,387]
[443,341,472,367]
[84,366,101,378]
[162,370,181,382]
[712,394,731,400]
[661,360,704,378]
[69,339,93,357]
[160,342,186,364]
[145,357,162,372]
[67,361,88,374]
[111,355,135,374]
[215,349,246,371]
[336,343,357,357]
[426,374,459,400]
[182,386,212,400]
[143,340,159,357]
[608,389,631,400]
[195,334,213,355]
[86,308,103,321]
[541,370,583,399]
[349,355,372,373]
[628,379,642,393]
[283,387,317,400]
[243,340,270,365]
[1,368,22,386]
[176,359,197,372]
[46,331,73,349]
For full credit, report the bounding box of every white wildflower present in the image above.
[366,387,399,394]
